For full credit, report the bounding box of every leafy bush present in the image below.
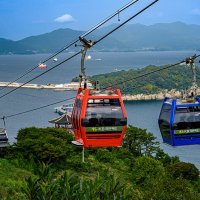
[167,161,199,181]
[13,127,75,163]
[131,156,165,185]
[155,149,179,166]
[95,148,115,163]
[123,125,160,157]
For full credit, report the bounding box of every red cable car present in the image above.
[71,37,127,148]
[71,87,127,148]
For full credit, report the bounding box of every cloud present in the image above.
[54,14,74,23]
[191,8,200,15]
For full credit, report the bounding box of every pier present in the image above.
[0,81,81,90]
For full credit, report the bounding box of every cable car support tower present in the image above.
[79,37,94,89]
[183,55,198,99]
[185,55,198,98]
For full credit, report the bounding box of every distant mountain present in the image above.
[102,22,200,51]
[0,38,27,54]
[16,28,85,54]
[0,22,200,54]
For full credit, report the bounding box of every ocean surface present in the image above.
[1,51,200,169]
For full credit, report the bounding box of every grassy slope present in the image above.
[0,159,34,199]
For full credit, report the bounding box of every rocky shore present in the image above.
[1,80,199,101]
[122,88,200,101]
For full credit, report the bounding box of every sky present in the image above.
[0,0,200,40]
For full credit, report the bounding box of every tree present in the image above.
[131,156,165,185]
[155,149,179,166]
[167,161,199,181]
[123,125,160,157]
[13,127,75,164]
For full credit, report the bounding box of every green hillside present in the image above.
[0,126,200,199]
[91,64,200,95]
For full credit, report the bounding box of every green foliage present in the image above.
[95,148,115,163]
[131,156,165,185]
[91,65,200,95]
[0,159,33,199]
[138,175,200,200]
[21,176,41,200]
[123,125,160,156]
[22,163,58,200]
[1,126,200,199]
[12,127,75,164]
[167,161,199,181]
[130,157,200,199]
[22,165,137,200]
[155,149,180,166]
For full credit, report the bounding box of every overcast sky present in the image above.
[0,0,199,40]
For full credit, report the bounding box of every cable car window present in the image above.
[159,104,171,123]
[158,104,171,140]
[85,98,124,127]
[73,99,82,129]
[76,99,82,130]
[87,98,120,107]
[173,106,200,130]
[176,107,188,113]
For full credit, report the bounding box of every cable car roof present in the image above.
[163,97,200,106]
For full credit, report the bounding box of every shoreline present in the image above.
[0,81,80,91]
[123,88,200,101]
[0,81,198,101]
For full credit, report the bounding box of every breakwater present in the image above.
[0,81,80,90]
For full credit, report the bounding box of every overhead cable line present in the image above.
[94,0,159,45]
[0,0,140,91]
[3,97,75,119]
[2,54,199,120]
[36,0,140,62]
[0,0,161,119]
[0,0,158,100]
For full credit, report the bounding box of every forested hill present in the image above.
[91,64,200,95]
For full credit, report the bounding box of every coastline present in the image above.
[123,88,200,101]
[0,81,80,91]
[0,81,199,101]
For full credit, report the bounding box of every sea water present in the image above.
[0,51,200,168]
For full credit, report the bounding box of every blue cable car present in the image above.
[158,97,200,146]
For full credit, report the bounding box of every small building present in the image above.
[48,113,72,132]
